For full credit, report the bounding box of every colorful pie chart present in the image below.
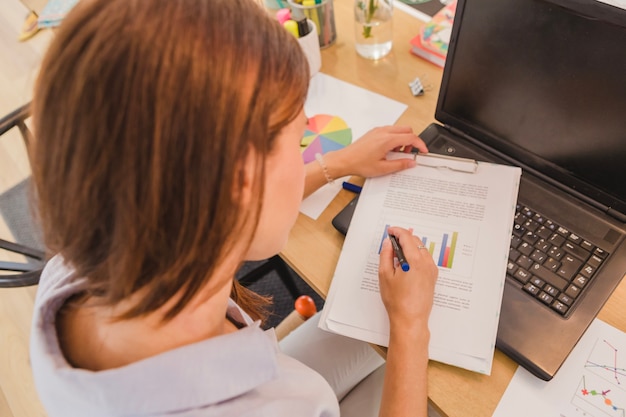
[301,114,352,163]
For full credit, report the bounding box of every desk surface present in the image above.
[281,1,626,416]
[10,1,626,416]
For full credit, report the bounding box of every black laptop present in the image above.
[334,0,626,380]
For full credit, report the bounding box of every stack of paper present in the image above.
[320,153,521,374]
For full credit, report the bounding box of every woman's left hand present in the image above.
[324,125,428,179]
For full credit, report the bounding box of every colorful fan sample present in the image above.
[301,114,352,164]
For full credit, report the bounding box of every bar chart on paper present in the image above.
[375,219,477,277]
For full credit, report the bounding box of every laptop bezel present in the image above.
[434,0,626,221]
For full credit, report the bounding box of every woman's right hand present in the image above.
[378,226,438,417]
[378,226,438,331]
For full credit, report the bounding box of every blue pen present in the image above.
[389,235,410,272]
[342,181,362,194]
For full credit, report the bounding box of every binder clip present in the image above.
[409,76,427,97]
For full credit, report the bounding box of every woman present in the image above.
[29,0,438,416]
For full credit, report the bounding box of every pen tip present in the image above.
[401,263,410,272]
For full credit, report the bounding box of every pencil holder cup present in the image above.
[288,0,337,48]
[297,20,322,77]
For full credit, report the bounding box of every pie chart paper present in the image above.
[301,114,352,164]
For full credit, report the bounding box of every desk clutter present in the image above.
[409,0,456,67]
[271,0,337,48]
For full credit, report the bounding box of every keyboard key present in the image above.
[523,218,540,232]
[565,284,581,299]
[538,291,554,305]
[580,240,594,252]
[587,255,603,268]
[530,276,545,288]
[558,293,574,306]
[556,226,570,237]
[516,255,533,270]
[531,264,569,291]
[549,233,566,247]
[551,300,569,314]
[573,274,590,288]
[568,233,582,243]
[518,242,533,256]
[557,255,583,281]
[535,239,550,253]
[513,269,531,284]
[536,226,552,239]
[594,247,609,259]
[513,224,525,236]
[548,246,564,260]
[543,257,560,272]
[530,249,547,263]
[563,241,590,261]
[543,284,559,297]
[580,264,596,278]
[523,282,541,296]
[522,231,540,245]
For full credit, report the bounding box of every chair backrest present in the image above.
[0,103,45,287]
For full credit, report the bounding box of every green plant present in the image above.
[357,0,378,38]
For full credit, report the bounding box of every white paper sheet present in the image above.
[320,153,521,375]
[494,319,626,417]
[299,73,408,219]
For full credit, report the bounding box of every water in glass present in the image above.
[354,0,393,60]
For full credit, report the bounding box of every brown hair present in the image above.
[31,0,309,322]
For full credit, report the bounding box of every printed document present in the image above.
[319,153,521,374]
[493,319,626,417]
[300,73,407,219]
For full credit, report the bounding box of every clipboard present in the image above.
[331,153,479,235]
[412,152,478,173]
[322,149,521,375]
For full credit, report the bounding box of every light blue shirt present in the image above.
[30,256,339,417]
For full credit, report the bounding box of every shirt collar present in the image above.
[46,289,280,415]
[63,321,280,415]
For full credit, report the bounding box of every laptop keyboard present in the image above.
[507,204,609,316]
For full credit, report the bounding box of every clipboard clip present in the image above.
[411,152,478,173]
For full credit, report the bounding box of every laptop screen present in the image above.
[436,0,626,219]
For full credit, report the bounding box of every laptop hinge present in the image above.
[442,125,626,223]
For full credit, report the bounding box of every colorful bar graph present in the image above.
[422,231,458,269]
[380,225,459,269]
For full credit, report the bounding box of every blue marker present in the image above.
[342,181,362,194]
[389,235,410,272]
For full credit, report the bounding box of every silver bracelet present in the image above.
[315,153,334,184]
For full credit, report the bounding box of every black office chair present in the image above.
[0,103,45,288]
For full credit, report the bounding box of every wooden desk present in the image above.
[281,1,626,416]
